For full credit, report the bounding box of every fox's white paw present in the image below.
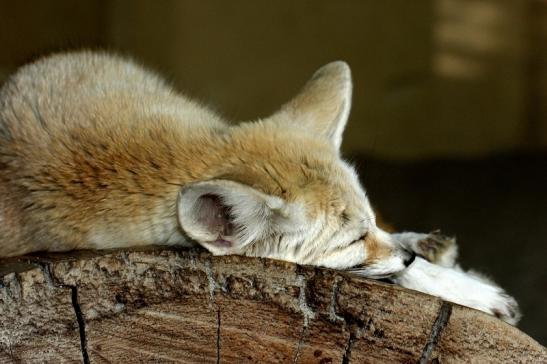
[393,231,458,267]
[460,269,521,325]
[393,257,521,325]
[487,291,521,325]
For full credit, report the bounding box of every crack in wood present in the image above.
[37,263,90,364]
[291,325,308,364]
[216,306,221,364]
[417,301,452,364]
[70,286,90,364]
[203,258,222,364]
[341,331,356,364]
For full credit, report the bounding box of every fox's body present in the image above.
[0,52,519,324]
[0,53,200,255]
[1,52,261,255]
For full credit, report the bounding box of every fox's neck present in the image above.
[84,124,235,247]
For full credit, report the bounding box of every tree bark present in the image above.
[1,248,545,363]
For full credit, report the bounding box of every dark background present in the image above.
[0,1,545,344]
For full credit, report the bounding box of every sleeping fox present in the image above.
[0,51,519,324]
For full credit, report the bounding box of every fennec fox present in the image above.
[0,51,519,324]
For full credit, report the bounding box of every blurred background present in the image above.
[0,0,545,344]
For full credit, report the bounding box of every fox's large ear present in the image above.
[177,180,295,255]
[272,61,352,150]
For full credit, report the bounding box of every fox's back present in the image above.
[0,51,224,142]
[0,52,225,256]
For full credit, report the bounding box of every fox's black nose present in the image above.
[403,252,417,267]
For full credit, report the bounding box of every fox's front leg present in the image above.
[392,231,458,267]
[392,257,521,325]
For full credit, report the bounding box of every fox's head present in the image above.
[177,62,414,278]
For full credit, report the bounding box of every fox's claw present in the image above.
[416,231,458,267]
[465,270,522,325]
[490,292,521,325]
[393,231,458,267]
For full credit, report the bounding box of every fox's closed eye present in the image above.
[349,233,367,245]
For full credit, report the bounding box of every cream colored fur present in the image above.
[0,51,519,324]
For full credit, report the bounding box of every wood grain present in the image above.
[1,248,545,363]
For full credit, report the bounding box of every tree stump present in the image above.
[0,248,545,363]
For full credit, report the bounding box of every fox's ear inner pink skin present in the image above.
[211,238,232,248]
[193,193,235,248]
[195,194,233,236]
[177,179,292,256]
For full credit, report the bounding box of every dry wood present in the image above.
[1,248,545,363]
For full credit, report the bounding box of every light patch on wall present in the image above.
[433,0,509,79]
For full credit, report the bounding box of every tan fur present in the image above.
[363,234,392,264]
[0,51,401,273]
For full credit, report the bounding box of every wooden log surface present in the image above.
[0,247,545,363]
